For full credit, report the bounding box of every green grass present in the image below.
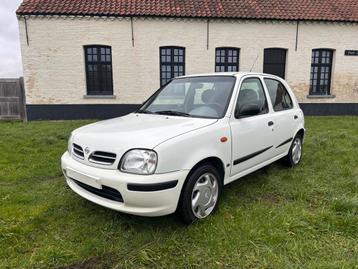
[0,117,357,268]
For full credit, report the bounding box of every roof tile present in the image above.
[16,0,358,22]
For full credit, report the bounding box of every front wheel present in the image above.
[178,164,222,224]
[284,134,303,167]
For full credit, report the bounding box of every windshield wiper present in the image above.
[154,110,190,117]
[136,109,153,114]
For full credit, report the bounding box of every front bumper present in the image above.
[61,152,189,216]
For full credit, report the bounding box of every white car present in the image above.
[61,72,304,223]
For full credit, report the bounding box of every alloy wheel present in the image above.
[291,137,302,164]
[191,172,219,219]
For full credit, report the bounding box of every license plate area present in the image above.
[66,168,101,189]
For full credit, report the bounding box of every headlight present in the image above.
[120,149,157,175]
[68,133,73,155]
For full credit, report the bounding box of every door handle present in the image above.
[294,115,298,120]
[268,121,274,126]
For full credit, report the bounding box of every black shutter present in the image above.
[263,48,287,79]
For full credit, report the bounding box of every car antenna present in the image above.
[250,55,259,72]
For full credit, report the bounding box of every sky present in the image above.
[0,0,23,78]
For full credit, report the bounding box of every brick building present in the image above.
[17,0,358,120]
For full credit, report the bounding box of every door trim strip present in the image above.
[276,137,293,148]
[233,146,273,165]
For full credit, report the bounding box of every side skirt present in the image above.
[224,152,288,186]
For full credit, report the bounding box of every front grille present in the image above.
[89,151,117,165]
[71,178,124,202]
[73,143,84,159]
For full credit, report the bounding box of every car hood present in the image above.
[72,113,217,153]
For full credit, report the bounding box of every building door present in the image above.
[263,48,287,79]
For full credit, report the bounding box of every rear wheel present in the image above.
[284,134,303,167]
[178,164,222,224]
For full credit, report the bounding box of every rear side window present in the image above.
[264,78,293,111]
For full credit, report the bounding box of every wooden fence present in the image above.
[0,78,26,120]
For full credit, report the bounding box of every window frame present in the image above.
[215,47,240,72]
[263,77,294,112]
[309,49,334,96]
[234,76,269,119]
[84,45,114,96]
[159,46,185,87]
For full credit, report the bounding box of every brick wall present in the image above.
[18,16,358,105]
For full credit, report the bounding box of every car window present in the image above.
[235,77,268,118]
[264,78,293,111]
[140,76,236,119]
[150,83,187,106]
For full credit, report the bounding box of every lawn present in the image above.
[0,117,357,268]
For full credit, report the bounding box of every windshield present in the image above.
[138,76,236,119]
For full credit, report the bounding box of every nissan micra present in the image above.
[61,72,304,223]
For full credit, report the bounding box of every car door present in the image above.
[263,78,297,155]
[230,76,275,177]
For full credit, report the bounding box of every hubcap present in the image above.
[191,173,219,219]
[291,137,302,164]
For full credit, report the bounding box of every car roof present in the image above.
[177,72,283,80]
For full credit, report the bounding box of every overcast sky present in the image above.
[0,0,23,78]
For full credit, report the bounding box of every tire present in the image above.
[178,164,222,224]
[284,134,303,167]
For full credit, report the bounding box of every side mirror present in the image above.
[236,103,261,118]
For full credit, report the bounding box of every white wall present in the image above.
[18,16,358,104]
